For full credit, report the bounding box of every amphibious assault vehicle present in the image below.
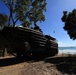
[0,26,58,57]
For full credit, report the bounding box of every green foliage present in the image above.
[2,0,47,27]
[61,9,76,40]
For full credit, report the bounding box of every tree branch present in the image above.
[14,15,24,24]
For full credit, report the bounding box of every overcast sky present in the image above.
[0,0,76,47]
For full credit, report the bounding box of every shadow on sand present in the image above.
[0,56,44,67]
[0,57,27,67]
[0,55,76,75]
[45,56,76,75]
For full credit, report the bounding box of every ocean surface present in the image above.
[58,47,76,54]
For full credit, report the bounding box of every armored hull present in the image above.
[0,27,58,57]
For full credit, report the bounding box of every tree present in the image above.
[2,0,47,27]
[0,14,8,28]
[61,9,76,40]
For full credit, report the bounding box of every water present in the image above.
[58,47,76,54]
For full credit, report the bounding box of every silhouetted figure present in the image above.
[34,23,43,33]
[34,23,40,30]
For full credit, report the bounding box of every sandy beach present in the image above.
[0,54,76,75]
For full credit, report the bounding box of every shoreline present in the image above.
[59,50,76,54]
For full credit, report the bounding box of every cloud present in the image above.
[58,42,65,47]
[58,42,63,45]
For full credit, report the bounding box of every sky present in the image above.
[0,0,76,47]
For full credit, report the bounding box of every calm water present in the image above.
[58,47,76,54]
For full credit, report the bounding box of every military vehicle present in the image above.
[0,26,58,57]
